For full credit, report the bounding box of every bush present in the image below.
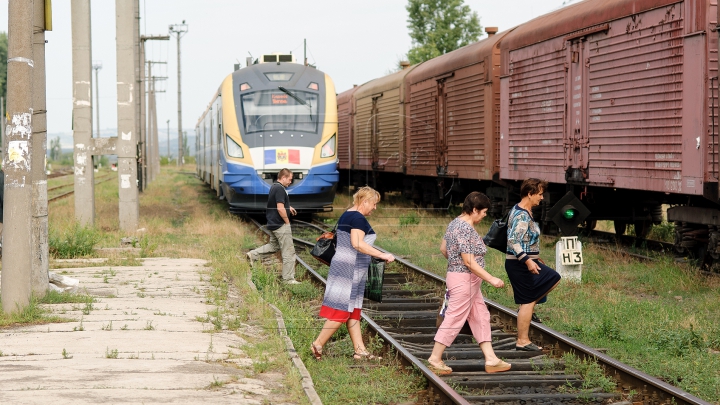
[648,221,675,242]
[49,223,100,258]
[399,211,421,226]
[653,325,705,356]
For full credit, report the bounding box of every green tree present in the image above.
[405,0,482,64]
[49,136,62,161]
[0,31,7,100]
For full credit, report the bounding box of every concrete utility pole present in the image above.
[116,0,140,232]
[146,61,153,183]
[1,96,5,161]
[71,0,94,226]
[31,0,49,295]
[169,21,187,167]
[138,40,146,191]
[139,35,168,187]
[3,0,35,314]
[92,61,102,137]
[166,119,170,161]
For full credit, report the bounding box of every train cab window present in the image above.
[240,89,318,134]
[263,55,277,63]
[264,72,294,82]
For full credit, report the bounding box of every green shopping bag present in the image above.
[364,258,385,303]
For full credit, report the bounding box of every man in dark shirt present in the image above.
[246,168,299,284]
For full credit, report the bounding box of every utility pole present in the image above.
[31,0,50,295]
[169,21,187,167]
[148,71,166,179]
[3,0,35,313]
[71,0,94,226]
[1,96,5,161]
[92,61,102,137]
[116,0,140,232]
[139,35,169,186]
[166,119,170,161]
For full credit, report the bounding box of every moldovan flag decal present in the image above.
[264,149,276,164]
[264,149,300,165]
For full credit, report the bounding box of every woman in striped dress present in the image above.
[311,186,395,361]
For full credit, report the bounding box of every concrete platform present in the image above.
[0,258,296,404]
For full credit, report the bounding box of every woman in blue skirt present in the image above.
[505,178,561,351]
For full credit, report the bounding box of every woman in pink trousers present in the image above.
[427,192,511,375]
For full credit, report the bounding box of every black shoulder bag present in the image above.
[310,223,337,266]
[483,210,511,252]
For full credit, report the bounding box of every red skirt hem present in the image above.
[319,305,361,322]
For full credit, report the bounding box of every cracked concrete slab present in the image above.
[0,258,290,404]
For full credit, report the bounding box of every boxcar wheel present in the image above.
[614,221,627,236]
[633,220,651,239]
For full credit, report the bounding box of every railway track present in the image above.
[48,174,116,202]
[243,217,711,405]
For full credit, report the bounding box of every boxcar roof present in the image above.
[502,0,681,51]
[337,85,361,105]
[406,31,509,85]
[353,64,421,102]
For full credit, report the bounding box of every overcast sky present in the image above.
[0,0,575,136]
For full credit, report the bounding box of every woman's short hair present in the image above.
[353,186,381,206]
[462,191,491,215]
[520,178,548,198]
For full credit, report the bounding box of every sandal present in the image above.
[485,359,511,373]
[310,343,323,361]
[427,359,452,376]
[353,351,382,361]
[515,342,543,351]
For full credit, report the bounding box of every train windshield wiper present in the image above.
[278,86,313,121]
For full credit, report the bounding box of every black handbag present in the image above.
[483,211,510,252]
[364,258,385,303]
[310,224,337,266]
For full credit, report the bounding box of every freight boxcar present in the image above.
[499,0,719,251]
[404,27,507,208]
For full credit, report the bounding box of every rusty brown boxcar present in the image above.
[337,85,361,172]
[406,29,505,179]
[349,64,419,190]
[499,0,720,241]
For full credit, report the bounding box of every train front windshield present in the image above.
[240,90,319,133]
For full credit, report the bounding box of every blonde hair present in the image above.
[353,186,380,206]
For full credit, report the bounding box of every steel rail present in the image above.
[48,176,116,203]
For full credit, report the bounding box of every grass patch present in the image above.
[0,295,72,327]
[49,223,101,258]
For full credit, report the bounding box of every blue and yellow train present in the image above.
[195,53,339,213]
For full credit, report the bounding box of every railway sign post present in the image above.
[556,236,583,283]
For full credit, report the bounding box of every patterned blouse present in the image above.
[444,217,486,274]
[506,204,541,263]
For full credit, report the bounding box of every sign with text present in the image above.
[560,236,583,265]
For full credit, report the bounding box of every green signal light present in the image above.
[563,208,577,220]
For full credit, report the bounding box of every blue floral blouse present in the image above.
[506,204,540,263]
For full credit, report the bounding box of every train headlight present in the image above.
[320,135,336,158]
[226,135,244,158]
